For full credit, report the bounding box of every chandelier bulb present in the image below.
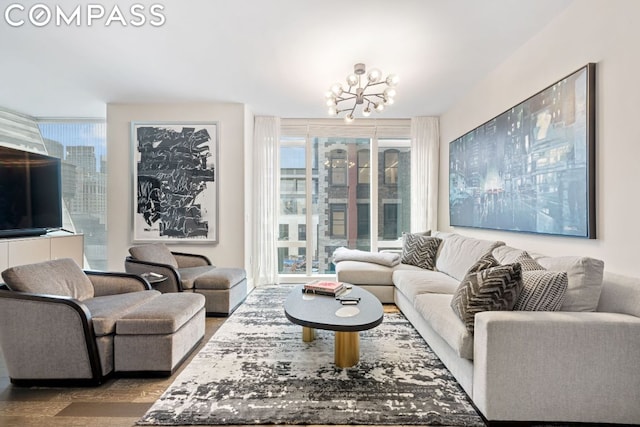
[330,83,344,96]
[368,68,382,83]
[374,102,385,112]
[385,74,399,86]
[362,107,372,117]
[328,106,337,116]
[344,113,355,123]
[346,73,358,87]
[384,88,397,98]
[326,98,337,107]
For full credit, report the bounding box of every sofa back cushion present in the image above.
[1,258,94,301]
[493,245,604,312]
[597,272,640,317]
[129,243,178,269]
[433,232,505,281]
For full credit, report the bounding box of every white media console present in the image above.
[0,232,84,272]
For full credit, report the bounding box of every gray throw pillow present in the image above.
[401,233,442,270]
[514,270,568,311]
[466,251,500,275]
[451,263,523,334]
[514,251,545,271]
[512,251,568,311]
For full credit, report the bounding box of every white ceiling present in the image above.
[0,0,572,119]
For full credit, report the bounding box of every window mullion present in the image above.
[370,136,379,252]
[305,131,313,276]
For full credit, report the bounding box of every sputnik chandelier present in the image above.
[325,63,399,122]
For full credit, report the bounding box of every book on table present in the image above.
[303,281,345,296]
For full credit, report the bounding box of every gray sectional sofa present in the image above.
[336,231,640,425]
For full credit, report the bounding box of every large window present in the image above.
[37,121,107,270]
[279,121,410,277]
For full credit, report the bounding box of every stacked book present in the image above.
[303,281,346,296]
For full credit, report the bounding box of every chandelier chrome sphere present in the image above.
[325,63,399,122]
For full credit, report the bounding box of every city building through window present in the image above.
[279,124,411,277]
[38,120,107,270]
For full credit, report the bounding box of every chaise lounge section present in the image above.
[0,258,205,386]
[336,231,640,425]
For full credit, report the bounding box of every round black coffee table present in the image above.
[284,284,383,368]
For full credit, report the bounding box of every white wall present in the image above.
[439,0,640,276]
[106,103,250,271]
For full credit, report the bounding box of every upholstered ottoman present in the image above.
[192,268,247,316]
[114,292,205,374]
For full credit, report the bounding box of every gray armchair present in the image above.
[0,258,205,386]
[125,243,247,316]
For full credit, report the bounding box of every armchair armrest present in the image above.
[85,271,151,296]
[124,256,182,292]
[0,290,103,385]
[172,251,213,268]
[473,311,640,424]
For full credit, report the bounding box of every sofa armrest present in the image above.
[0,290,103,384]
[473,311,640,424]
[85,271,151,296]
[172,251,213,268]
[124,257,182,292]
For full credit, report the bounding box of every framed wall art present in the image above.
[449,63,596,238]
[131,122,218,243]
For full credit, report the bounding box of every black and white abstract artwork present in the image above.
[132,122,218,242]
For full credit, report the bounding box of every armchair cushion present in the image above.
[129,243,178,269]
[83,291,160,336]
[1,258,94,301]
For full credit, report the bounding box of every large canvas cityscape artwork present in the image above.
[449,64,596,238]
[132,122,218,243]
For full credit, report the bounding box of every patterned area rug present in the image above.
[137,286,484,426]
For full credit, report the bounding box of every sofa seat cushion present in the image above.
[117,293,205,335]
[194,268,247,290]
[392,270,460,301]
[84,290,160,336]
[2,258,95,301]
[493,245,605,312]
[178,266,216,290]
[414,293,474,360]
[433,232,504,281]
[336,261,424,286]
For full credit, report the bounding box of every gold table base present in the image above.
[301,327,360,368]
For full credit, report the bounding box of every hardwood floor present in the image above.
[0,317,226,427]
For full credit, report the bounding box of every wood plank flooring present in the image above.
[0,317,226,427]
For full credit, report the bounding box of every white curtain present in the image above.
[252,116,280,286]
[410,117,439,233]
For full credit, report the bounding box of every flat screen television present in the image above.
[0,145,62,238]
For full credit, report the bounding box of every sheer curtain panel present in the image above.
[252,116,280,286]
[410,117,439,233]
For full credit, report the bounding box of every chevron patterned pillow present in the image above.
[400,233,442,270]
[451,263,523,334]
[466,251,500,275]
